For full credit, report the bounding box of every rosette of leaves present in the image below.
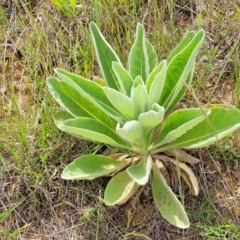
[47,22,240,228]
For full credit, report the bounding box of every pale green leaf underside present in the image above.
[152,164,190,228]
[127,155,152,185]
[138,104,164,129]
[104,170,139,205]
[60,117,128,148]
[61,155,131,180]
[116,120,144,146]
[90,22,121,90]
[162,108,240,150]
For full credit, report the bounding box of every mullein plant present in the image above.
[47,22,240,228]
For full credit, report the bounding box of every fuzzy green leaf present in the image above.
[131,83,148,114]
[159,29,205,113]
[138,104,164,130]
[116,120,144,146]
[160,108,240,150]
[146,38,158,72]
[61,155,131,180]
[152,164,190,228]
[54,68,125,124]
[60,117,129,148]
[152,108,210,149]
[112,62,133,96]
[128,23,149,81]
[126,155,152,185]
[104,87,137,120]
[104,170,139,205]
[53,111,74,126]
[89,22,121,90]
[147,60,167,108]
[47,77,112,125]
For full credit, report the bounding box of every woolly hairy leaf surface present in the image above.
[47,77,112,125]
[128,23,149,81]
[60,117,129,148]
[159,30,205,113]
[104,170,139,205]
[116,120,144,146]
[131,84,148,114]
[152,164,190,228]
[147,60,167,108]
[54,68,125,124]
[90,22,121,90]
[61,155,131,180]
[146,38,158,72]
[103,87,137,120]
[138,104,164,129]
[161,108,240,150]
[152,108,210,149]
[112,62,133,96]
[126,155,152,185]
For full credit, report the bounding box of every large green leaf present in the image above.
[54,68,126,124]
[158,108,240,150]
[167,31,195,64]
[146,60,166,91]
[131,83,148,115]
[147,60,167,108]
[61,155,131,180]
[116,120,144,147]
[152,164,190,228]
[89,22,121,90]
[53,111,74,126]
[59,117,130,149]
[128,23,149,81]
[126,155,152,185]
[112,62,133,96]
[138,104,164,130]
[151,108,210,150]
[47,77,112,126]
[146,38,158,72]
[103,87,137,120]
[104,170,139,205]
[159,29,205,113]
